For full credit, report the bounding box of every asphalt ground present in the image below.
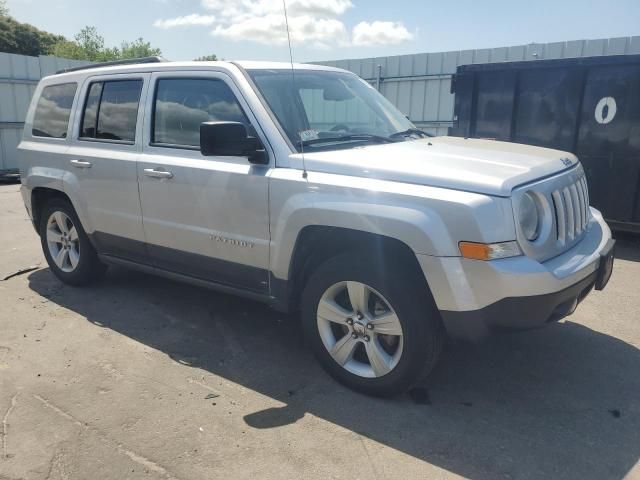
[1,182,639,480]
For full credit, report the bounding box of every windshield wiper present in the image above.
[389,128,433,139]
[299,133,397,148]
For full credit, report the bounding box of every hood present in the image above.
[295,136,578,196]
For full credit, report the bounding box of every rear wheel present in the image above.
[39,198,106,286]
[301,252,444,396]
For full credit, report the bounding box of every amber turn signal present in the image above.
[459,241,521,261]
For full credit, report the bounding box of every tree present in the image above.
[194,54,218,61]
[0,19,162,60]
[120,38,161,59]
[0,0,9,16]
[0,16,65,56]
[75,26,114,60]
[49,39,88,60]
[52,26,117,61]
[51,26,160,61]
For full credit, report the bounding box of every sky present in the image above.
[6,0,640,63]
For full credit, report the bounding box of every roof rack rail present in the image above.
[55,56,168,75]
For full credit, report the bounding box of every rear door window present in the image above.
[152,78,248,148]
[32,83,77,138]
[80,79,143,143]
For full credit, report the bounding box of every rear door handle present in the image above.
[143,168,173,179]
[70,159,92,168]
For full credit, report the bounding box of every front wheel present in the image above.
[301,252,444,397]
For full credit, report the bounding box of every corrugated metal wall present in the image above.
[317,36,640,136]
[0,53,89,173]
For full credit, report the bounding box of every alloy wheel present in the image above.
[46,211,80,273]
[316,281,404,378]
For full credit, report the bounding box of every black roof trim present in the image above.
[55,56,168,75]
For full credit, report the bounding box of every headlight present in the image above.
[518,191,541,241]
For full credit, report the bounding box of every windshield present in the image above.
[248,69,425,152]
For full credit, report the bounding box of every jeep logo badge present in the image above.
[561,157,573,167]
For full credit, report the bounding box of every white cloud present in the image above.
[284,0,353,17]
[155,1,413,49]
[211,13,287,44]
[153,14,217,29]
[212,13,347,46]
[202,0,352,18]
[352,21,413,46]
[201,0,245,19]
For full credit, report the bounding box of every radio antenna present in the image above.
[282,0,307,179]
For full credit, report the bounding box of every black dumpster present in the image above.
[450,54,640,232]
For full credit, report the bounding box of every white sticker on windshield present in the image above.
[299,129,319,142]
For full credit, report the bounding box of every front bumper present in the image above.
[418,207,614,340]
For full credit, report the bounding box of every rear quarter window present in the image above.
[32,83,78,138]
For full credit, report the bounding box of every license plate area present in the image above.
[595,239,615,291]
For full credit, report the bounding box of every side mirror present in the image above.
[200,121,268,164]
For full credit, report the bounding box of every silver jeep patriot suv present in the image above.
[19,58,615,396]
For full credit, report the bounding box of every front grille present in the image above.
[513,165,591,262]
[550,174,590,246]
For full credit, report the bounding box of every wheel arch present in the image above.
[274,225,434,314]
[29,170,94,239]
[31,187,73,234]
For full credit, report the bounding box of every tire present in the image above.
[39,198,106,286]
[301,251,444,397]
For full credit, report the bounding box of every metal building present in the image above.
[0,53,89,176]
[317,36,640,136]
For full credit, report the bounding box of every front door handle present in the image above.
[70,159,92,168]
[143,168,173,179]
